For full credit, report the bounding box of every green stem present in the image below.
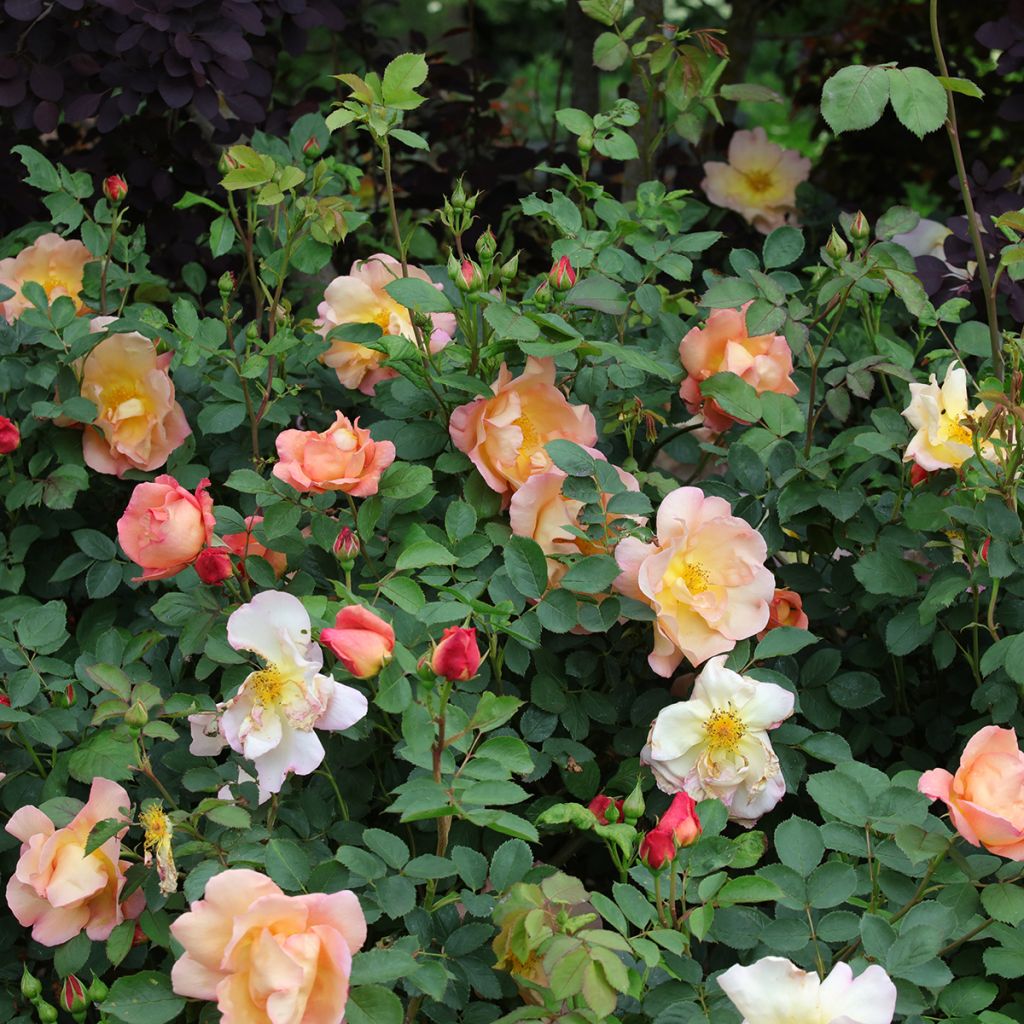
[929,0,1003,379]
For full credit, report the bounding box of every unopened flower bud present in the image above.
[825,228,848,263]
[455,259,484,293]
[909,463,931,488]
[532,280,552,310]
[218,150,240,175]
[103,175,128,204]
[849,210,870,247]
[37,1002,58,1024]
[588,794,624,826]
[60,975,89,1016]
[0,693,10,708]
[577,133,594,155]
[218,272,236,300]
[981,537,991,563]
[430,626,482,681]
[20,968,42,1001]
[125,701,148,730]
[499,252,519,285]
[87,977,109,1004]
[450,178,468,213]
[334,526,359,563]
[195,548,233,586]
[302,136,322,161]
[549,255,576,291]
[0,415,21,454]
[475,228,497,266]
[622,778,645,825]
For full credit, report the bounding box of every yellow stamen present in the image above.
[515,414,540,455]
[248,667,288,707]
[744,169,775,195]
[681,562,710,595]
[943,418,972,445]
[140,804,171,850]
[704,705,746,753]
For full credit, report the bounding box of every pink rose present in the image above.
[919,725,1024,860]
[449,357,597,505]
[318,253,456,395]
[321,605,395,678]
[117,475,215,581]
[0,233,92,322]
[430,626,482,681]
[0,415,20,454]
[615,487,774,675]
[273,413,396,496]
[6,778,144,946]
[679,305,798,433]
[171,869,366,1024]
[76,327,191,476]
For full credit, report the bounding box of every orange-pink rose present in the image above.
[117,475,215,581]
[615,486,774,675]
[6,778,144,946]
[509,453,642,585]
[273,413,396,496]
[679,304,798,433]
[320,605,395,678]
[318,253,456,395]
[76,326,191,476]
[0,233,92,322]
[170,868,366,1024]
[222,515,288,578]
[919,725,1024,860]
[758,588,809,639]
[449,357,597,505]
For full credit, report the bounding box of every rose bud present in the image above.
[588,794,624,826]
[548,255,576,291]
[758,589,809,638]
[321,605,395,678]
[20,967,41,1001]
[195,547,233,586]
[455,258,484,293]
[334,526,360,565]
[909,463,932,487]
[659,791,702,849]
[639,828,676,870]
[0,415,20,454]
[430,626,482,681]
[0,693,10,707]
[825,228,848,262]
[103,175,128,204]
[60,974,89,1017]
[499,251,519,285]
[302,136,322,160]
[132,923,148,946]
[981,537,991,563]
[475,227,497,265]
[622,778,645,824]
[849,210,870,247]
[87,977,109,1003]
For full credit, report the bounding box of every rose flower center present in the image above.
[704,705,746,753]
[249,667,288,707]
[744,169,775,195]
[663,552,712,596]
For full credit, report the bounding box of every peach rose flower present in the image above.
[679,305,798,433]
[615,486,775,675]
[318,253,456,395]
[757,588,809,638]
[117,475,215,581]
[76,325,191,476]
[449,357,597,505]
[222,515,288,578]
[6,778,145,946]
[171,868,367,1024]
[919,725,1024,860]
[0,233,92,321]
[273,413,396,496]
[701,127,811,233]
[320,605,395,678]
[509,452,642,585]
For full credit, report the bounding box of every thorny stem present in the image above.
[938,917,994,956]
[804,287,853,456]
[929,0,1003,379]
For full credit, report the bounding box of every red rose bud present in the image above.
[334,526,359,562]
[639,828,676,870]
[981,537,991,563]
[132,923,147,946]
[588,794,624,825]
[431,626,482,681]
[103,175,128,203]
[548,255,576,291]
[302,136,322,160]
[455,259,484,293]
[659,791,702,849]
[0,694,10,707]
[195,548,233,585]
[909,463,932,488]
[60,974,88,1016]
[0,416,20,454]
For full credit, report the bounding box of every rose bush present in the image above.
[1,15,1023,1024]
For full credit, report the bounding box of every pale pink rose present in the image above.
[615,486,774,676]
[117,475,215,581]
[318,253,456,395]
[0,233,92,322]
[5,778,145,946]
[919,725,1024,860]
[171,868,367,1024]
[679,304,798,433]
[273,413,395,496]
[75,327,191,476]
[222,515,288,578]
[509,450,642,585]
[449,357,597,505]
[701,127,811,233]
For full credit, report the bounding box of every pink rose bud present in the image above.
[430,626,482,681]
[659,791,702,848]
[588,794,624,826]
[103,175,128,204]
[455,259,484,293]
[0,415,20,454]
[60,974,88,1016]
[849,210,870,246]
[195,548,233,585]
[334,526,359,561]
[548,255,576,291]
[321,605,395,678]
[639,828,676,870]
[0,694,10,707]
[117,476,215,582]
